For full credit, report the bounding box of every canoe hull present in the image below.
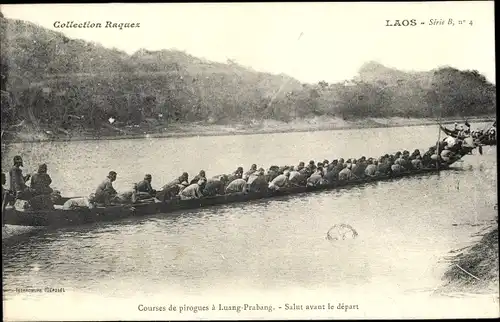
[2,166,451,228]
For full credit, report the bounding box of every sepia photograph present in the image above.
[1,2,498,320]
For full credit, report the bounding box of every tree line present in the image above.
[1,16,496,133]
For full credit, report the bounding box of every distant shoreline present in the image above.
[2,116,495,144]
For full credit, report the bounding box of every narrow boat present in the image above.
[439,124,497,146]
[2,155,470,228]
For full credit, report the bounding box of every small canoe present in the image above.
[2,164,457,228]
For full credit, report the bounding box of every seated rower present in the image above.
[411,155,423,170]
[391,159,403,174]
[63,193,96,210]
[278,165,291,175]
[247,168,268,193]
[324,160,339,183]
[243,164,258,180]
[462,137,476,150]
[364,159,378,177]
[266,166,281,183]
[488,128,496,140]
[227,167,244,183]
[94,171,118,205]
[296,161,305,172]
[288,167,305,186]
[156,172,189,201]
[410,149,421,160]
[334,158,344,173]
[30,163,53,196]
[305,160,316,176]
[180,179,206,200]
[307,168,327,187]
[400,154,412,171]
[190,170,206,185]
[203,175,229,197]
[350,159,358,173]
[268,171,290,191]
[353,157,367,178]
[421,147,436,167]
[440,148,455,163]
[115,184,155,204]
[338,163,356,181]
[225,177,248,194]
[136,174,156,197]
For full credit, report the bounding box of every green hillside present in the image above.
[0,15,496,136]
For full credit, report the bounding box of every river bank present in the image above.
[441,210,499,294]
[1,116,495,143]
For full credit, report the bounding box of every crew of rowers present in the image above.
[454,121,496,142]
[1,135,476,211]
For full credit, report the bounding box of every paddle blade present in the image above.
[478,145,483,155]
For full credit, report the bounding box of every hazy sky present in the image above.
[1,2,496,84]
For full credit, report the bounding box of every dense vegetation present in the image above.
[0,15,496,134]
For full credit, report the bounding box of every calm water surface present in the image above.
[2,124,498,319]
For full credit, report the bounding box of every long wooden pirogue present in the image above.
[439,124,497,146]
[2,156,469,228]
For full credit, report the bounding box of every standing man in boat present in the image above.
[9,155,31,200]
[136,174,156,197]
[30,163,53,196]
[1,172,14,205]
[95,171,118,205]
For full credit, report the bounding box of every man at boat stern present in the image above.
[95,171,118,205]
[9,155,31,200]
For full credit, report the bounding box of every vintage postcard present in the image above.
[1,1,498,321]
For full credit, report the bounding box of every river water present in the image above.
[2,124,498,320]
